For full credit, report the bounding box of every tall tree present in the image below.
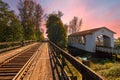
[69,16,82,34]
[0,0,23,42]
[34,4,43,29]
[34,4,43,41]
[46,14,67,49]
[18,0,43,40]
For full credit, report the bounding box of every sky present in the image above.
[4,0,120,38]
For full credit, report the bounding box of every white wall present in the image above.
[85,34,95,52]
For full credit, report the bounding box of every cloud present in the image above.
[37,0,120,38]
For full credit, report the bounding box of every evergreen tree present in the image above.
[46,14,67,48]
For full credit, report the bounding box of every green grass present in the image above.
[57,54,82,80]
[76,53,120,80]
[82,57,120,80]
[117,55,120,58]
[92,62,120,80]
[64,60,82,80]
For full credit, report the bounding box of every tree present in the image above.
[34,4,43,41]
[64,24,69,35]
[18,0,43,41]
[118,37,120,43]
[0,0,23,42]
[18,0,35,40]
[69,16,82,34]
[46,14,67,49]
[57,11,63,18]
[34,4,43,29]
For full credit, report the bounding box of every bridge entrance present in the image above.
[68,27,115,52]
[96,35,112,47]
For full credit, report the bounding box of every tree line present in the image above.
[0,0,44,42]
[0,0,83,49]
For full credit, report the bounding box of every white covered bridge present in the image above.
[68,27,120,53]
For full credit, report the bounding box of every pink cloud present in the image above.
[41,0,120,38]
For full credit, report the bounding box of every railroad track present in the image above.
[0,43,41,80]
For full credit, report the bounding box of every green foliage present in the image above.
[93,63,113,71]
[46,14,67,48]
[18,0,43,41]
[100,66,120,76]
[64,59,82,80]
[92,62,120,80]
[35,29,44,41]
[0,0,23,42]
[0,0,43,42]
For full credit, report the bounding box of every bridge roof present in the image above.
[69,27,116,37]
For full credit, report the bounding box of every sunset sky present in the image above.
[4,0,120,38]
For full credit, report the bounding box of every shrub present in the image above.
[93,63,113,71]
[99,63,120,80]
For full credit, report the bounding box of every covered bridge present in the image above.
[68,27,116,52]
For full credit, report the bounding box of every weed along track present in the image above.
[0,43,40,80]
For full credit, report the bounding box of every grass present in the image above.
[78,56,120,80]
[75,53,120,80]
[68,46,120,80]
[117,55,120,58]
[57,54,82,80]
[92,62,120,80]
[64,59,82,80]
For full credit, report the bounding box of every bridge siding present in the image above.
[68,27,115,53]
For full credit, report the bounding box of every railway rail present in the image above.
[0,43,40,80]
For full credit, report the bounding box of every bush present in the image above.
[98,63,120,80]
[93,63,113,71]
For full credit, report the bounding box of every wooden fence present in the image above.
[96,46,120,54]
[49,41,106,80]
